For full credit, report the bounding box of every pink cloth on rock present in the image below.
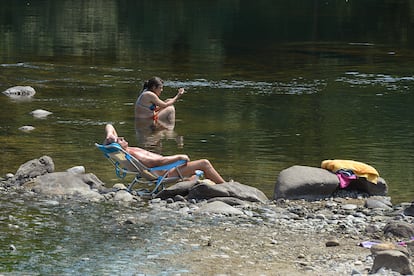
[337,171,357,188]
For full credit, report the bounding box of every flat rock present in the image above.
[188,182,268,203]
[193,201,244,216]
[22,172,104,200]
[2,86,36,97]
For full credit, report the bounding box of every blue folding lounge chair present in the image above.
[95,142,186,196]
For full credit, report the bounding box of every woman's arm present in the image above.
[127,147,189,167]
[151,88,185,108]
[151,154,190,167]
[104,124,118,144]
[163,88,185,105]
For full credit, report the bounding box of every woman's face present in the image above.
[153,84,163,96]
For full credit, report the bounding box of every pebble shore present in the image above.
[111,190,412,275]
[1,179,412,275]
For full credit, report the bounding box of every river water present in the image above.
[1,1,414,274]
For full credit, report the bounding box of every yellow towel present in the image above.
[321,159,379,184]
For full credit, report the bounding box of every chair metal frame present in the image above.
[95,142,186,196]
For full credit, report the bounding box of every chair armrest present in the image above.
[148,159,187,171]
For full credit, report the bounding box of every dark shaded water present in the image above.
[1,1,414,274]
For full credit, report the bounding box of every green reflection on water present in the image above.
[2,63,413,202]
[2,1,414,218]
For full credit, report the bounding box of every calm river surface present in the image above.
[1,1,414,274]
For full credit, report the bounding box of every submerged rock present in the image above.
[30,109,53,118]
[2,86,36,97]
[18,125,35,132]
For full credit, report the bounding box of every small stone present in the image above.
[403,203,414,216]
[174,195,186,202]
[113,183,127,190]
[66,166,85,174]
[325,201,337,208]
[18,125,35,132]
[124,217,137,224]
[326,238,340,247]
[30,109,52,118]
[150,198,162,204]
[354,261,363,265]
[114,190,133,202]
[351,269,362,275]
[342,204,358,211]
[9,244,16,251]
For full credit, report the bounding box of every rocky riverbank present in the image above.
[2,156,414,275]
[3,182,414,275]
[125,192,413,275]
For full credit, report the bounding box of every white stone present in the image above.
[2,86,36,97]
[66,166,85,174]
[18,125,35,132]
[30,109,53,118]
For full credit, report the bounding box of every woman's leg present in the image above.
[157,105,176,129]
[169,159,225,184]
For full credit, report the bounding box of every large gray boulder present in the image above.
[371,250,413,275]
[12,156,55,185]
[188,182,268,203]
[156,180,268,203]
[156,180,198,199]
[346,177,388,196]
[22,172,104,200]
[274,165,339,200]
[384,221,414,239]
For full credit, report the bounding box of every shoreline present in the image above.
[1,163,412,275]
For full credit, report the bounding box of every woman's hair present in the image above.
[142,76,163,92]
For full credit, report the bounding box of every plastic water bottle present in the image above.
[195,170,204,180]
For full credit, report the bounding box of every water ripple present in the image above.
[336,71,414,91]
[168,78,326,95]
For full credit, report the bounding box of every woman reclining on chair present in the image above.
[103,124,225,184]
